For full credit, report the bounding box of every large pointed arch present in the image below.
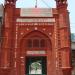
[20,30,52,50]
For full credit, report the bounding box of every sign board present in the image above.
[16,18,55,23]
[27,51,46,55]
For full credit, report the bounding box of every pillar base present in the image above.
[61,67,72,75]
[0,67,11,75]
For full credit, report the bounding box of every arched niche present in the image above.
[20,30,52,54]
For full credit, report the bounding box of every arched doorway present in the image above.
[20,31,52,75]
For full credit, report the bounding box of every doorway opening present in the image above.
[25,56,47,75]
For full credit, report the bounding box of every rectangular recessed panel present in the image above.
[20,8,53,17]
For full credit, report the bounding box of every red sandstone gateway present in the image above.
[0,0,72,75]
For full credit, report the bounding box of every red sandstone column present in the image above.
[55,0,72,75]
[0,0,17,75]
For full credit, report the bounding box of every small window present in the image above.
[0,17,2,24]
[40,39,45,47]
[33,39,39,47]
[27,39,32,48]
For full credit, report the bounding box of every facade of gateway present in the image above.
[0,0,72,75]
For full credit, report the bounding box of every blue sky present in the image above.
[0,0,75,33]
